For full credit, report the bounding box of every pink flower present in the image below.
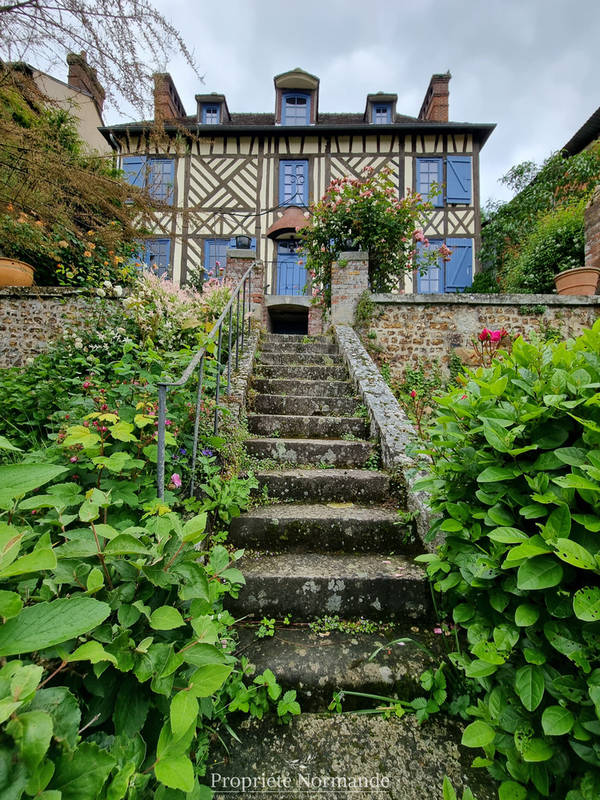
[70,456,78,463]
[461,394,467,400]
[82,381,91,389]
[171,473,182,488]
[410,389,417,398]
[215,260,220,267]
[490,329,503,342]
[433,627,443,635]
[478,328,491,342]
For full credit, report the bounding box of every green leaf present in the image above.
[442,776,457,800]
[541,705,574,736]
[29,688,81,750]
[515,665,545,711]
[0,597,110,656]
[521,738,553,762]
[104,535,151,556]
[517,556,563,590]
[11,710,53,770]
[498,780,527,800]
[182,513,208,544]
[465,660,498,678]
[149,607,185,630]
[170,691,199,741]
[478,466,518,483]
[573,587,600,621]
[515,604,540,627]
[10,664,43,701]
[155,755,194,793]
[544,505,571,539]
[79,500,99,523]
[461,720,495,748]
[188,664,233,697]
[554,538,597,570]
[67,641,117,665]
[0,590,23,619]
[0,548,56,579]
[488,527,528,543]
[86,568,104,593]
[110,421,137,442]
[50,742,115,800]
[0,435,21,452]
[553,474,600,492]
[62,426,100,447]
[0,463,68,504]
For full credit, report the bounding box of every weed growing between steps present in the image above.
[414,322,600,799]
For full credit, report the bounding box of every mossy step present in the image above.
[248,413,368,439]
[254,364,349,381]
[251,377,354,398]
[229,503,414,553]
[252,393,359,417]
[263,333,330,343]
[234,626,436,710]
[254,469,389,504]
[245,437,373,468]
[257,351,343,366]
[207,714,495,800]
[225,552,429,620]
[260,341,338,354]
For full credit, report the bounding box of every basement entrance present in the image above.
[267,302,309,335]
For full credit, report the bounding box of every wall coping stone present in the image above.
[372,292,600,307]
[0,286,95,298]
[333,323,434,550]
[226,249,258,259]
[339,251,369,261]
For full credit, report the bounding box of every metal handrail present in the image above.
[156,262,257,499]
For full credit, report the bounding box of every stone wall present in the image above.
[370,293,600,381]
[585,186,600,270]
[0,286,119,368]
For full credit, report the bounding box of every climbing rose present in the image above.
[490,328,508,343]
[171,473,182,488]
[478,328,491,342]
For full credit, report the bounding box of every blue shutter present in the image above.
[148,158,175,204]
[416,240,442,294]
[279,160,309,206]
[446,156,472,204]
[417,158,443,207]
[147,239,171,278]
[121,155,146,188]
[444,238,473,292]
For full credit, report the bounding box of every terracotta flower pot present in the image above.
[554,266,600,296]
[0,257,34,287]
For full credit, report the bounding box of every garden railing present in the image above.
[156,262,257,499]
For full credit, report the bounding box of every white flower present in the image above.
[96,288,106,298]
[113,285,123,297]
[103,280,112,288]
[25,357,34,365]
[74,339,83,349]
[116,327,126,335]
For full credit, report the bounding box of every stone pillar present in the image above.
[330,251,369,325]
[585,186,600,270]
[225,250,265,323]
[308,304,324,335]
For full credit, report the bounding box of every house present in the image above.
[101,68,495,315]
[9,53,111,154]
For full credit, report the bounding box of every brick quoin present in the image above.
[585,187,600,268]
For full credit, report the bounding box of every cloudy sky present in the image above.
[129,0,597,207]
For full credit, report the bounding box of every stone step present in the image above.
[251,377,354,398]
[230,503,413,553]
[207,715,495,800]
[254,364,349,381]
[245,437,374,468]
[252,393,359,417]
[257,351,343,366]
[263,334,329,343]
[235,626,435,710]
[255,469,389,504]
[248,414,369,439]
[260,341,338,354]
[226,553,429,621]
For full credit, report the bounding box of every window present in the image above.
[416,238,473,294]
[279,160,309,206]
[121,155,175,204]
[202,104,220,124]
[372,103,391,124]
[135,239,171,278]
[446,156,472,204]
[416,158,443,207]
[204,239,231,279]
[282,93,310,125]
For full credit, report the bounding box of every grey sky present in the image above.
[135,0,598,206]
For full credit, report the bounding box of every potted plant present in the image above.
[0,210,39,286]
[555,265,600,295]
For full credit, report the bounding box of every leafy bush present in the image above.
[417,321,600,798]
[504,202,586,294]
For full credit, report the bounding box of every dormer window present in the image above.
[283,92,310,125]
[372,103,391,124]
[202,104,220,124]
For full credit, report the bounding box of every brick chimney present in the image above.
[67,52,105,115]
[153,73,186,122]
[418,72,451,122]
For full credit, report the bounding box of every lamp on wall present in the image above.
[235,235,252,249]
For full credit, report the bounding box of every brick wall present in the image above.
[331,252,369,324]
[370,294,600,381]
[0,287,121,368]
[585,186,600,270]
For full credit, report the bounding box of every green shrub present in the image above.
[470,268,500,294]
[504,201,585,293]
[417,321,600,799]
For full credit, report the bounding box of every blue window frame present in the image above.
[204,239,232,279]
[446,156,472,204]
[279,160,308,206]
[121,155,175,205]
[282,92,310,125]
[135,239,171,279]
[416,238,473,293]
[416,158,443,207]
[202,104,220,124]
[372,103,391,124]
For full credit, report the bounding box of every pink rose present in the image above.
[171,473,182,488]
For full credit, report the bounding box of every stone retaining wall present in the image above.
[370,293,600,380]
[0,286,119,368]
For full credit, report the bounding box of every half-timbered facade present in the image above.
[101,69,494,296]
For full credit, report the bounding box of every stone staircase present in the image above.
[212,333,491,800]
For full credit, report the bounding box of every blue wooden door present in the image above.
[277,240,307,295]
